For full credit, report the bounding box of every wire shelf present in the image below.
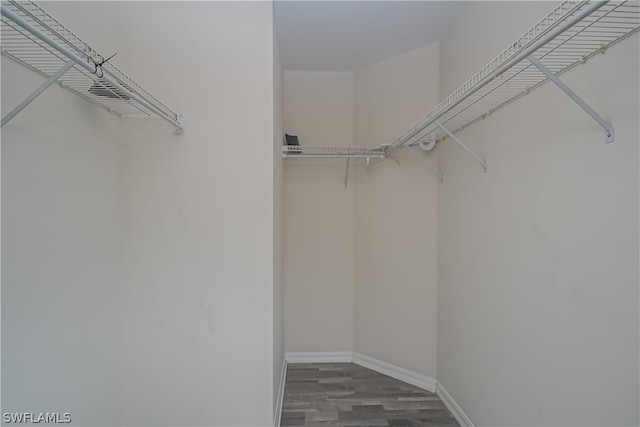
[1,0,182,131]
[282,145,386,159]
[388,0,640,152]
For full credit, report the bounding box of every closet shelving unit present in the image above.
[282,146,386,159]
[283,0,639,168]
[1,0,183,132]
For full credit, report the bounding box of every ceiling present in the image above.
[274,1,463,71]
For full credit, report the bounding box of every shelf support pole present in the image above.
[344,158,350,189]
[2,59,75,128]
[527,55,614,143]
[407,145,444,182]
[435,120,487,172]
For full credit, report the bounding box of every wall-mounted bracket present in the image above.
[407,145,444,182]
[387,153,401,166]
[527,54,614,143]
[434,120,487,172]
[2,59,75,127]
[175,114,185,134]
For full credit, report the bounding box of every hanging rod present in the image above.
[386,0,639,154]
[1,1,183,132]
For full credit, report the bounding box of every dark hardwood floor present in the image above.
[280,363,459,427]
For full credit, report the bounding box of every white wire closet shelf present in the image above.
[282,145,386,159]
[1,0,183,132]
[387,0,640,155]
[283,0,639,161]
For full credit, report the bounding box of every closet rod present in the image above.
[386,0,606,154]
[0,4,184,132]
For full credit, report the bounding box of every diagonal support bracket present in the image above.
[407,145,444,182]
[527,55,614,143]
[386,153,401,166]
[435,120,487,172]
[2,59,75,128]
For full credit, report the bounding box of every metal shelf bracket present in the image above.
[2,59,75,127]
[387,153,401,166]
[407,145,444,182]
[435,120,487,172]
[175,114,185,134]
[527,54,614,143]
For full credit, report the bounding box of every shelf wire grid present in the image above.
[1,0,179,123]
[389,0,640,152]
[282,146,386,158]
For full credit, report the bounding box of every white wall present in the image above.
[437,2,639,426]
[273,14,285,421]
[282,44,441,379]
[117,2,276,426]
[1,4,122,425]
[4,2,283,426]
[353,43,440,378]
[283,71,355,353]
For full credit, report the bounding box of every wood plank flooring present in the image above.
[280,363,459,427]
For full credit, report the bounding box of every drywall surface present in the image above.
[273,18,285,419]
[1,3,123,424]
[283,71,355,352]
[118,2,276,426]
[353,43,440,379]
[437,3,639,426]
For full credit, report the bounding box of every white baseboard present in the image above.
[285,351,353,363]
[435,381,474,427]
[352,352,436,393]
[282,352,472,425]
[273,359,287,427]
